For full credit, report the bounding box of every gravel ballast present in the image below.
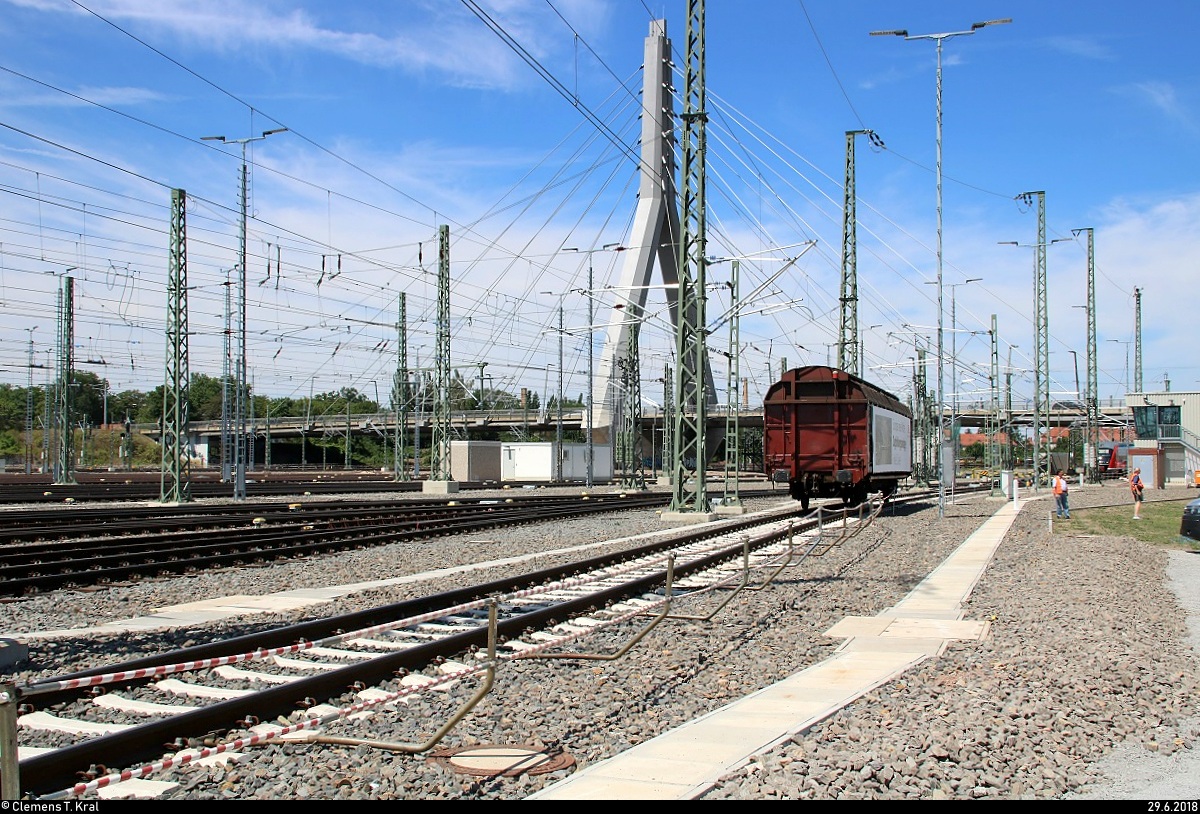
[4,481,1199,800]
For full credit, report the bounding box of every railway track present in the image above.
[0,472,425,505]
[0,488,771,543]
[0,492,693,596]
[4,491,925,800]
[0,472,775,505]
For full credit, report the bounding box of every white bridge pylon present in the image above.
[591,18,718,434]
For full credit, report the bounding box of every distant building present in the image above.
[1124,390,1200,485]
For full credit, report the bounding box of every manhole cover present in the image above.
[427,744,575,778]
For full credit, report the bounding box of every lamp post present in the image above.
[564,242,624,488]
[201,126,288,500]
[872,18,1009,518]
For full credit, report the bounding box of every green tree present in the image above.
[136,372,232,425]
[0,383,24,431]
[71,370,104,427]
[965,441,987,463]
[108,389,146,425]
[264,395,303,419]
[0,429,20,456]
[188,373,226,421]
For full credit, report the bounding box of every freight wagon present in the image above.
[763,365,912,509]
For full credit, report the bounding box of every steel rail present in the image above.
[0,494,676,596]
[11,488,958,797]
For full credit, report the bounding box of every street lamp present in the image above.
[872,17,1010,518]
[201,126,288,500]
[564,242,624,488]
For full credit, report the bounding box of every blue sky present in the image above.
[0,0,1196,422]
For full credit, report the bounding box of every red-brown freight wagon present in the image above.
[763,365,912,509]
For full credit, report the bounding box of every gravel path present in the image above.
[4,481,1199,800]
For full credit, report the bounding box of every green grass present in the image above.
[1056,497,1200,550]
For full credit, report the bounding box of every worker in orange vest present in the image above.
[1053,471,1070,519]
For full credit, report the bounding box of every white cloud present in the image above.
[12,0,590,92]
[1120,81,1197,132]
[1041,34,1112,61]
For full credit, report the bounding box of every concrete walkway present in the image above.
[527,498,1021,800]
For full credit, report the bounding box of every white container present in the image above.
[501,442,613,483]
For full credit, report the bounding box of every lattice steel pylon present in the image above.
[161,188,192,503]
[660,363,673,477]
[1134,286,1143,393]
[220,270,232,481]
[988,314,1000,490]
[394,292,409,481]
[838,131,860,374]
[24,328,35,475]
[1018,190,1050,491]
[617,319,646,490]
[838,130,880,376]
[721,260,743,510]
[915,348,929,483]
[1005,346,1015,470]
[668,0,713,517]
[430,225,452,481]
[1073,227,1100,483]
[55,275,75,484]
